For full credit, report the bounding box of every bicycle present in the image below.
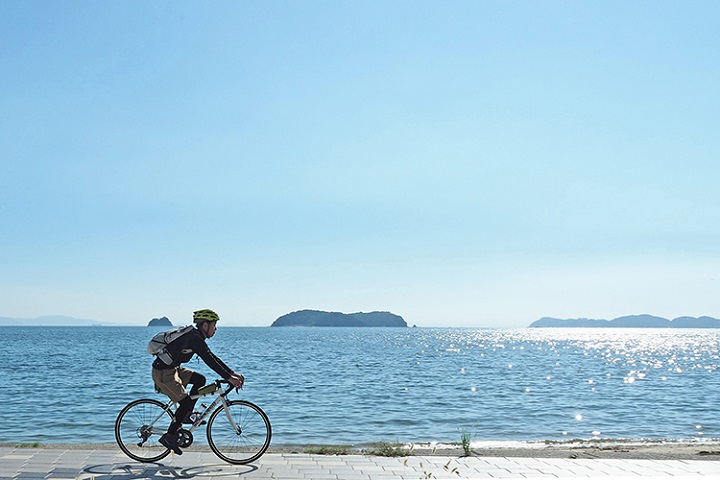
[115,379,271,465]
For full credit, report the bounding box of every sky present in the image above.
[1,1,719,328]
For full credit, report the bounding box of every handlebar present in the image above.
[191,379,243,401]
[216,379,242,395]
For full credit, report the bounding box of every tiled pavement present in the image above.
[1,447,720,479]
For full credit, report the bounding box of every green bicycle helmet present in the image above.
[193,309,220,324]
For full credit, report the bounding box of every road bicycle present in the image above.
[115,379,271,464]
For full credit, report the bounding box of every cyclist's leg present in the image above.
[152,367,189,405]
[176,367,203,415]
[179,367,206,396]
[151,367,192,454]
[171,396,195,431]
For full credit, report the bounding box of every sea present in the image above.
[2,326,719,449]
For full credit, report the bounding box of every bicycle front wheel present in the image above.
[115,398,172,463]
[207,400,272,464]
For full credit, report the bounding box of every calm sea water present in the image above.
[2,326,719,447]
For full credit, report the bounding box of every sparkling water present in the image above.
[2,326,719,446]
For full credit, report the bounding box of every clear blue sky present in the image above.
[1,1,718,327]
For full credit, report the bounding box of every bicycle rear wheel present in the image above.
[115,398,172,462]
[207,400,271,464]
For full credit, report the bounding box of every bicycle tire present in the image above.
[206,400,272,464]
[115,398,172,463]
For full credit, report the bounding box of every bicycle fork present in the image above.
[222,397,242,436]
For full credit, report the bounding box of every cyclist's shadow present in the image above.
[78,461,258,479]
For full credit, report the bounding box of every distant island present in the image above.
[271,310,407,327]
[148,316,173,327]
[529,314,720,328]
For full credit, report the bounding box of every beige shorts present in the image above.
[152,366,195,403]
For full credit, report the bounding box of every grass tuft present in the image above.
[305,445,351,455]
[460,428,473,457]
[364,441,411,457]
[15,442,42,448]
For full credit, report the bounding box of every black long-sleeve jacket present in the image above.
[152,326,234,379]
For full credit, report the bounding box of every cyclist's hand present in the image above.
[229,374,244,389]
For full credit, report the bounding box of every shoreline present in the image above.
[4,440,720,461]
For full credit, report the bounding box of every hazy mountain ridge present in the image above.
[0,315,151,326]
[530,314,720,328]
[0,315,107,326]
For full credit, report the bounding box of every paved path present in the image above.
[2,447,720,480]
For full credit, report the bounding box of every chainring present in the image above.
[177,428,194,448]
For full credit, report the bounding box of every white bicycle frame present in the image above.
[149,383,241,438]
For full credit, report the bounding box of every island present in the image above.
[271,310,407,327]
[529,314,720,328]
[148,316,173,327]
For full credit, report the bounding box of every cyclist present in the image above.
[152,309,244,455]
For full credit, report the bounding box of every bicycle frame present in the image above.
[159,381,240,435]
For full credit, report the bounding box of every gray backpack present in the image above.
[147,325,194,365]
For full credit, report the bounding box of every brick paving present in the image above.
[2,446,720,479]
